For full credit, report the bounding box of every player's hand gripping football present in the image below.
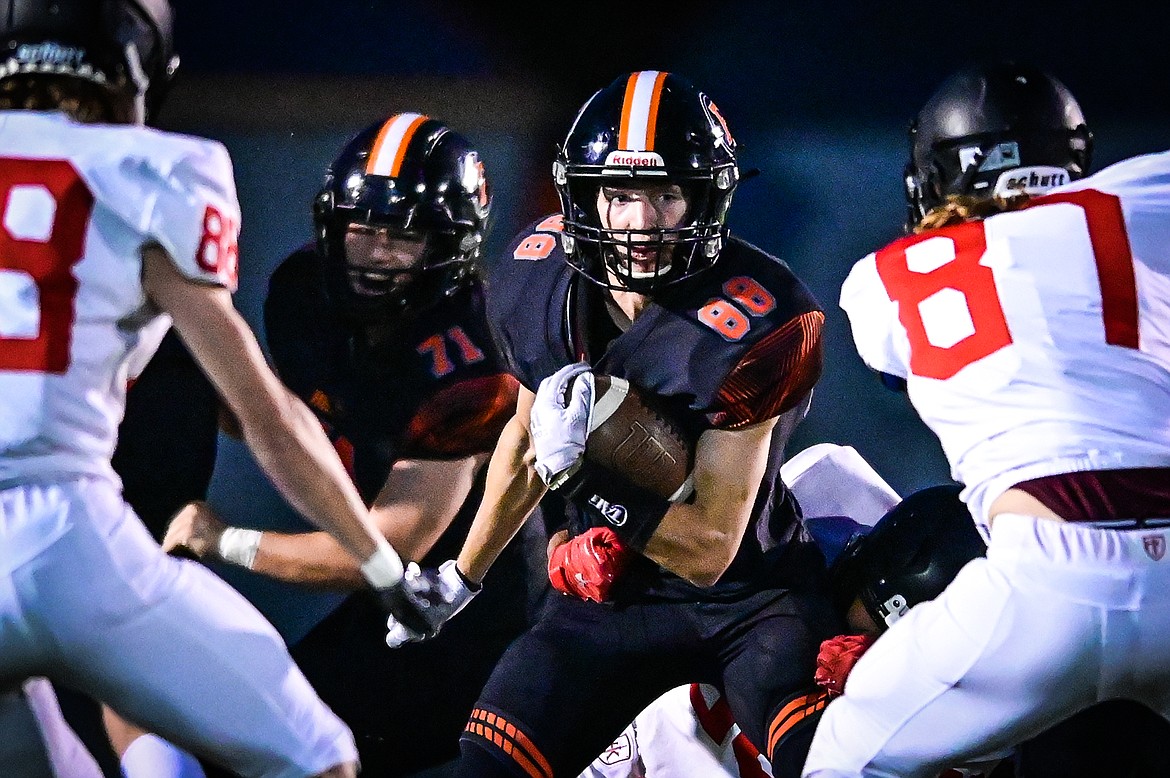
[530,361,594,489]
[547,527,633,603]
[814,633,877,696]
[383,559,481,648]
[161,500,227,559]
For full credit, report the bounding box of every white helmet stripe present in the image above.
[367,112,428,177]
[619,71,667,152]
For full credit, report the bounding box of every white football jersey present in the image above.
[0,111,239,486]
[841,151,1170,525]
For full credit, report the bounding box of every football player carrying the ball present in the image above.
[385,70,842,778]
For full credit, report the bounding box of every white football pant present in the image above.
[0,478,356,778]
[803,513,1170,778]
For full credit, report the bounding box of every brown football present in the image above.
[585,374,694,502]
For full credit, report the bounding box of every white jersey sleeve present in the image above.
[839,254,908,380]
[83,130,240,291]
[840,150,1170,523]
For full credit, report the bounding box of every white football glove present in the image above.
[384,559,479,648]
[530,361,595,489]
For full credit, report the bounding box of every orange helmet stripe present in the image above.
[366,112,429,177]
[618,70,668,152]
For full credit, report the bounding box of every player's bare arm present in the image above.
[165,454,487,587]
[457,386,545,583]
[642,417,779,587]
[141,244,388,571]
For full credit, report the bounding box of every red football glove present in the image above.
[547,527,633,603]
[814,633,877,697]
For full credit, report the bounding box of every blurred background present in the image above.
[159,0,1170,640]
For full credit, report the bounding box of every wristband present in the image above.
[450,561,483,593]
[562,462,672,551]
[360,538,405,589]
[217,527,262,569]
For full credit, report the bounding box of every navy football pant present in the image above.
[454,584,839,778]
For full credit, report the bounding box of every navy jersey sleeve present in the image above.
[481,214,577,392]
[399,373,520,459]
[709,309,824,429]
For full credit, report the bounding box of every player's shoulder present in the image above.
[489,213,568,279]
[668,234,823,326]
[716,235,812,290]
[0,111,233,189]
[72,122,233,196]
[483,213,571,319]
[1060,149,1170,198]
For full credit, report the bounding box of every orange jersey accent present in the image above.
[465,707,552,778]
[712,310,825,428]
[767,689,829,757]
[402,373,519,458]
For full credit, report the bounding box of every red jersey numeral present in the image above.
[0,158,94,373]
[875,221,1011,380]
[1036,189,1138,348]
[874,189,1138,380]
[197,204,239,287]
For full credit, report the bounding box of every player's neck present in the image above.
[608,288,649,322]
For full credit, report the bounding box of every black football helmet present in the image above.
[0,0,179,123]
[904,61,1092,231]
[313,113,491,324]
[830,483,987,630]
[553,70,739,293]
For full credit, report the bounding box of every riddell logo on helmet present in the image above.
[605,151,665,168]
[588,494,628,526]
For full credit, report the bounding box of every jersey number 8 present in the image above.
[0,159,93,374]
[874,189,1139,380]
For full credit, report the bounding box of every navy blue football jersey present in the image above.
[485,216,826,599]
[264,246,518,504]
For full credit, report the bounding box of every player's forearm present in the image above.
[241,388,379,563]
[147,249,383,568]
[457,414,546,583]
[247,530,367,589]
[641,495,751,587]
[641,421,774,586]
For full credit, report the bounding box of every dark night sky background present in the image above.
[166,1,1169,124]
